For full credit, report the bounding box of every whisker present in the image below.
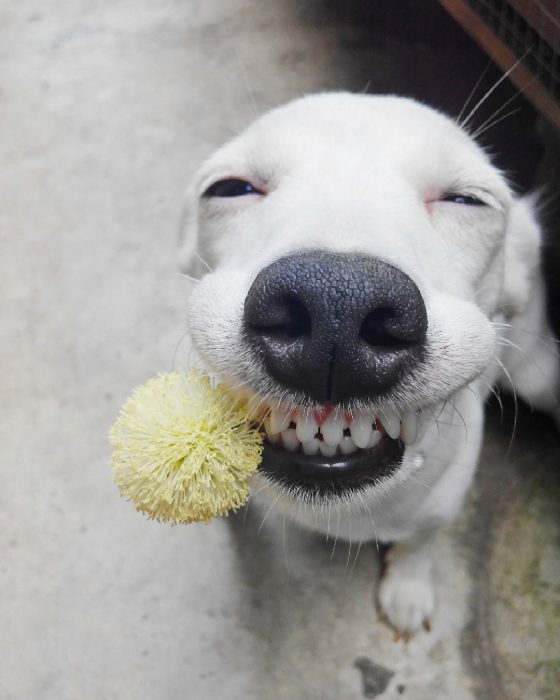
[492,353,518,456]
[406,473,433,492]
[470,75,536,140]
[427,404,442,444]
[456,59,492,124]
[358,492,379,553]
[476,377,504,418]
[177,271,201,284]
[493,333,560,409]
[417,448,494,475]
[226,377,253,395]
[460,50,530,130]
[235,48,259,119]
[472,107,523,141]
[349,515,364,577]
[258,492,281,534]
[282,512,290,572]
[171,329,192,371]
[246,390,271,416]
[344,503,353,574]
[248,480,274,499]
[451,395,469,446]
[331,506,341,560]
[243,479,272,524]
[194,251,214,274]
[186,345,195,372]
[295,498,303,529]
[495,336,523,353]
[492,322,560,356]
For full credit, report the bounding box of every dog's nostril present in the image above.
[360,308,412,349]
[250,295,312,340]
[280,297,312,338]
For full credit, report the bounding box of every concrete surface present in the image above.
[1,1,559,698]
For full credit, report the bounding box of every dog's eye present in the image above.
[440,193,486,206]
[202,178,260,198]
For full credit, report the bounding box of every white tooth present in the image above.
[266,432,280,444]
[340,435,357,454]
[379,409,400,440]
[302,438,320,455]
[400,411,418,445]
[270,406,291,434]
[366,430,382,449]
[319,441,337,457]
[350,414,372,449]
[296,412,318,443]
[321,413,344,446]
[281,428,300,452]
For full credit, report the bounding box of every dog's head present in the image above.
[183,93,537,504]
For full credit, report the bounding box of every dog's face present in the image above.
[185,93,520,504]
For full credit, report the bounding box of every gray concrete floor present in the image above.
[2,1,559,698]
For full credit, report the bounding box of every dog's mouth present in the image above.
[249,404,418,498]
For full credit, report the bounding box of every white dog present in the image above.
[182,93,559,634]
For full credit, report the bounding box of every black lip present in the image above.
[258,437,404,499]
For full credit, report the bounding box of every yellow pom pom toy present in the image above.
[109,370,263,524]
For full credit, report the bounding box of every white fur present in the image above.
[183,93,559,633]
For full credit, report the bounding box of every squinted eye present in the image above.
[202,178,261,198]
[440,193,486,206]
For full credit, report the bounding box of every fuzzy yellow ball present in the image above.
[109,370,263,524]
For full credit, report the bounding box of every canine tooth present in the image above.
[340,435,357,454]
[366,430,382,449]
[321,414,344,446]
[296,412,318,443]
[350,414,372,449]
[270,406,291,434]
[319,441,337,457]
[281,429,299,452]
[379,409,400,440]
[400,411,418,445]
[302,438,320,455]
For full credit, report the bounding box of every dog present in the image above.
[182,93,560,635]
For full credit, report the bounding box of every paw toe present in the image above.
[378,575,435,636]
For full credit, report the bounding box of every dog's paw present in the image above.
[378,569,435,637]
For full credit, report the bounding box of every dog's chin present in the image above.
[259,437,404,500]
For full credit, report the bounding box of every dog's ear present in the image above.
[178,183,203,278]
[499,197,542,317]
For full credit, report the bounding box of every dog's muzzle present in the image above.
[242,251,427,497]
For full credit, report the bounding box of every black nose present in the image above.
[243,251,427,404]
